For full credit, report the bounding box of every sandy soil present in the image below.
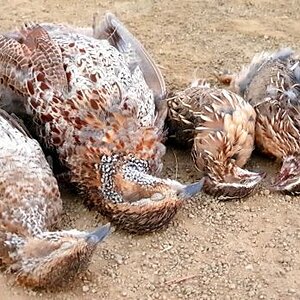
[1,0,300,299]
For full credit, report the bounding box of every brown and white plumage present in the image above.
[168,80,265,200]
[0,109,111,288]
[219,48,300,194]
[0,14,203,233]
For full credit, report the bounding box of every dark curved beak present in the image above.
[86,223,112,244]
[180,177,205,198]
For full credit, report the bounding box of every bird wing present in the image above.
[93,12,166,103]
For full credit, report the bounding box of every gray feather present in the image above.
[238,48,294,96]
[293,65,300,83]
[271,48,294,61]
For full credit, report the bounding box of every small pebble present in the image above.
[229,283,236,290]
[114,254,123,265]
[288,288,296,294]
[82,285,89,293]
[285,195,292,201]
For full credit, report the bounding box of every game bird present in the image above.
[0,13,203,233]
[167,79,265,200]
[218,48,300,194]
[0,109,111,288]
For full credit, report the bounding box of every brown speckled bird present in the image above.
[0,14,203,234]
[0,109,111,288]
[167,80,265,200]
[218,48,300,195]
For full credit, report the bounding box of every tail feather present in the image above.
[93,12,166,102]
[0,109,31,138]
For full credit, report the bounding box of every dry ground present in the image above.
[1,0,300,299]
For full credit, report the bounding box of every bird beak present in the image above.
[85,223,112,244]
[179,177,205,198]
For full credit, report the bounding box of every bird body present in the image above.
[168,80,264,200]
[0,109,110,288]
[219,48,300,194]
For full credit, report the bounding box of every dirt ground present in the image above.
[1,0,300,299]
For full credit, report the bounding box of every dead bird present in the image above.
[167,79,265,200]
[0,14,204,234]
[0,109,111,288]
[218,48,300,195]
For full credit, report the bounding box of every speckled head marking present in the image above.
[71,149,204,233]
[98,154,124,204]
[97,153,203,205]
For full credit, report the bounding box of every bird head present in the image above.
[98,153,204,205]
[3,223,111,288]
[88,153,205,233]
